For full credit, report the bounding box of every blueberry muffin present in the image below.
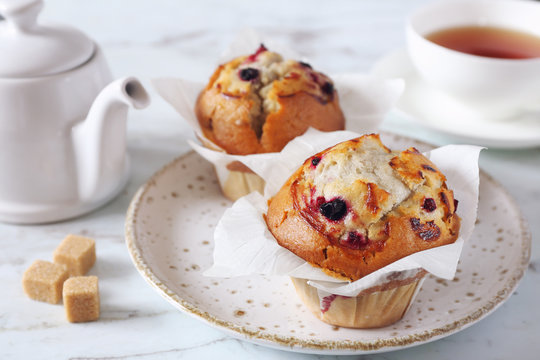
[265,134,460,327]
[195,44,345,155]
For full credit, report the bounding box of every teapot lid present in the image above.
[0,0,94,78]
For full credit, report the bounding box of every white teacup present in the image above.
[406,0,540,118]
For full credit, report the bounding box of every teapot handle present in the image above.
[0,0,43,32]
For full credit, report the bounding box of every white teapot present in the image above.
[0,0,150,224]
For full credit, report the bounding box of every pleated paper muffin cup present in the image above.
[290,269,427,329]
[219,161,265,202]
[204,131,482,330]
[197,136,265,201]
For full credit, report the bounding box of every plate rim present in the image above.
[124,134,531,354]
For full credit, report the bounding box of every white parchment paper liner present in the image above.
[203,129,483,297]
[151,30,404,186]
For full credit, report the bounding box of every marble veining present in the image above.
[1,0,539,359]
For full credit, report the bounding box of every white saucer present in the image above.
[371,49,540,148]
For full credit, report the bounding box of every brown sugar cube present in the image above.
[22,260,69,304]
[63,276,100,323]
[53,234,96,276]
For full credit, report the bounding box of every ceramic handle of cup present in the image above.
[0,0,42,32]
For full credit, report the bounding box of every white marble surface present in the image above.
[1,0,539,359]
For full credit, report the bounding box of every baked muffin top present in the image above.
[212,44,336,116]
[266,134,461,281]
[196,44,344,154]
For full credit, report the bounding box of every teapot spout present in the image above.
[73,77,150,202]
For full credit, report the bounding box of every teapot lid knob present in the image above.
[0,0,95,78]
[0,0,43,32]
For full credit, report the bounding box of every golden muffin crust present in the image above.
[195,44,345,155]
[266,134,460,281]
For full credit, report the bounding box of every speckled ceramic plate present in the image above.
[125,132,531,355]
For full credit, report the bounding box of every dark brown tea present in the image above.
[426,25,540,59]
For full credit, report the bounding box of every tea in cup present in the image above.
[406,0,540,118]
